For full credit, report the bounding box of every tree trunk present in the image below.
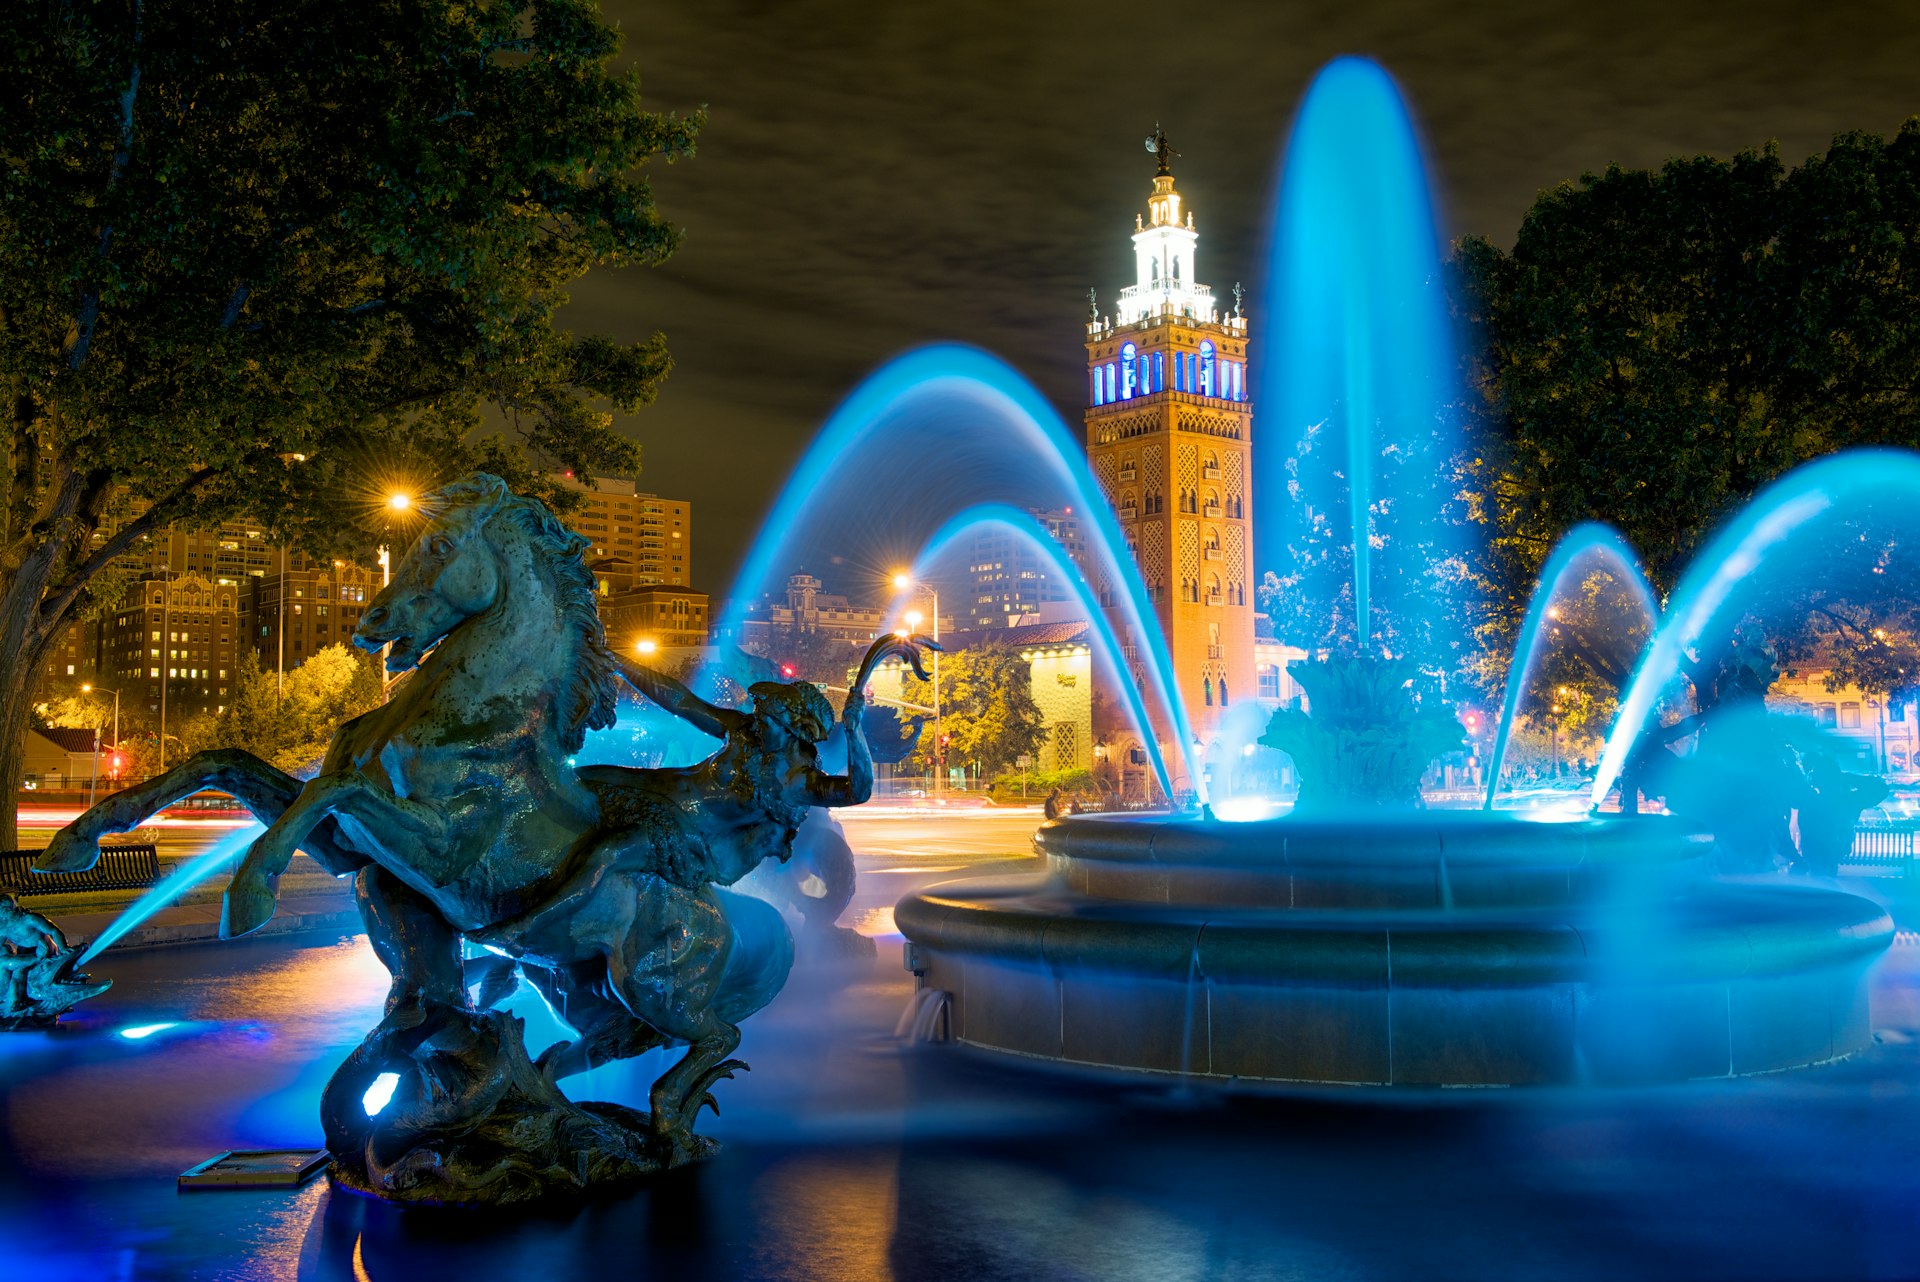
[0,649,42,848]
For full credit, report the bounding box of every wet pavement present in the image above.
[5,818,1920,1280]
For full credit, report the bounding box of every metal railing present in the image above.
[0,843,161,896]
[1842,826,1917,878]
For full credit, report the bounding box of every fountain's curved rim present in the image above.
[1035,808,1711,869]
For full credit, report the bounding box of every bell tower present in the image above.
[1085,128,1254,770]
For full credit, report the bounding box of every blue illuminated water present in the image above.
[75,823,262,966]
[711,343,1208,799]
[899,504,1187,797]
[1260,56,1467,655]
[1592,448,1920,806]
[1485,524,1657,807]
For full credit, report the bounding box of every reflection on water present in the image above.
[5,891,1920,1278]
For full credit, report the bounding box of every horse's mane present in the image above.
[429,474,620,753]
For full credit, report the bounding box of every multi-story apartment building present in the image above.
[555,473,693,590]
[965,507,1091,630]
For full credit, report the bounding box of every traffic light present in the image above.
[779,663,796,678]
[1462,710,1481,735]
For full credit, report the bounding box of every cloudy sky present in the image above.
[568,0,1920,595]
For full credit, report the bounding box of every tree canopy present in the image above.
[0,0,698,831]
[180,647,386,775]
[899,643,1045,778]
[1456,120,1920,705]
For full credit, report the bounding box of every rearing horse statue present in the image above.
[39,473,931,1202]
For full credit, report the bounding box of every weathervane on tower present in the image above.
[1145,123,1178,177]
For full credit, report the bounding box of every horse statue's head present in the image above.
[354,473,619,751]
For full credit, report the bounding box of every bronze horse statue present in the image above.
[39,474,931,1201]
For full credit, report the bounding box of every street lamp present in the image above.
[376,492,418,702]
[893,571,941,799]
[81,683,121,803]
[1549,689,1569,777]
[635,638,658,659]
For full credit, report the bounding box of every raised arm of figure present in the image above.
[614,657,750,741]
[806,634,940,809]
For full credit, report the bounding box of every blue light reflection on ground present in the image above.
[5,929,1920,1279]
[117,1022,180,1040]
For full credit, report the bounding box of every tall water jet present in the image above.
[716,343,1204,796]
[1486,524,1657,808]
[897,60,1892,1090]
[1261,56,1468,659]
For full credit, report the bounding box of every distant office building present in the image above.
[553,473,693,590]
[249,555,380,673]
[966,507,1091,630]
[602,586,712,654]
[733,573,898,647]
[97,572,244,721]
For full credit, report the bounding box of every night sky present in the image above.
[566,0,1920,598]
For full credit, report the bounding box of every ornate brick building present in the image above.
[1084,135,1256,767]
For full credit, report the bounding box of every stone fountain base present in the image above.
[894,813,1895,1086]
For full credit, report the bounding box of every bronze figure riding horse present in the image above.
[40,474,930,1200]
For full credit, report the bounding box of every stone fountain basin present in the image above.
[894,812,1895,1087]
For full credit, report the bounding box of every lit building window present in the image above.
[1105,363,1116,401]
[1091,370,1104,406]
[1121,344,1137,399]
[1199,341,1216,396]
[1152,350,1164,392]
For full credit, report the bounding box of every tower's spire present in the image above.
[1145,123,1178,178]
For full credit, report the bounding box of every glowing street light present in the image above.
[80,683,121,802]
[635,638,658,658]
[892,570,942,800]
[387,492,413,512]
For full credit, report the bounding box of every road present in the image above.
[16,802,261,864]
[835,805,1046,938]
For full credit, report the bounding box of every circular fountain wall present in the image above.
[895,813,1894,1086]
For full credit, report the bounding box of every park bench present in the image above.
[0,843,161,896]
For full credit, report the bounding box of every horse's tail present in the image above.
[710,885,794,1025]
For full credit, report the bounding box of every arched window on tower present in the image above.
[1203,676,1213,707]
[1091,368,1104,406]
[1105,363,1117,402]
[1150,259,1159,285]
[1219,678,1230,706]
[1152,350,1164,392]
[1121,344,1137,399]
[1199,341,1216,397]
[1138,349,1150,394]
[1172,255,1181,284]
[1233,360,1245,401]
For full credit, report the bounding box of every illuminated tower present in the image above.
[1085,128,1254,770]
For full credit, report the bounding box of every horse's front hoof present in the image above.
[35,829,101,873]
[220,872,280,939]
